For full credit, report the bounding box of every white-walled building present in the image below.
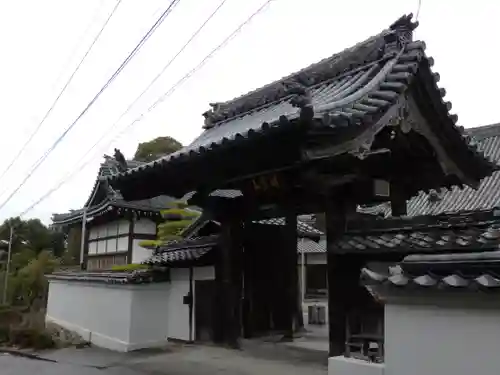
[329,250,500,375]
[52,153,173,270]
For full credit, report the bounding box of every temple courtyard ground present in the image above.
[1,335,328,375]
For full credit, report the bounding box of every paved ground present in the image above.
[1,341,328,375]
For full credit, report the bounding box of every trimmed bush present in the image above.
[110,263,150,272]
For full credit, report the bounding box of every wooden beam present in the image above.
[325,200,356,357]
[390,182,407,217]
[283,210,298,340]
[127,216,135,264]
[217,214,244,348]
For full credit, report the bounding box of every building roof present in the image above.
[334,209,500,254]
[108,14,494,201]
[359,123,500,218]
[144,235,217,266]
[46,269,169,285]
[52,156,174,226]
[361,250,500,296]
[143,215,326,266]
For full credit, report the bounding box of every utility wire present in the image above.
[67,0,229,172]
[52,0,108,92]
[0,0,124,189]
[1,0,182,214]
[415,0,422,22]
[19,0,274,217]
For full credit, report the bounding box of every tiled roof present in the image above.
[145,247,212,266]
[361,251,500,293]
[52,195,173,226]
[335,210,500,254]
[144,235,217,266]
[257,217,323,237]
[109,14,493,200]
[359,123,500,218]
[46,269,168,284]
[298,238,326,254]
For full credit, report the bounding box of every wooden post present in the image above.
[390,183,407,217]
[325,200,355,357]
[283,210,298,340]
[218,215,244,348]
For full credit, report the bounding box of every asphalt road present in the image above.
[1,343,327,375]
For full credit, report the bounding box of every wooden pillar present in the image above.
[127,214,135,264]
[390,183,407,217]
[325,200,356,357]
[217,215,244,348]
[283,210,298,340]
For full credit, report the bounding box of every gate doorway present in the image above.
[195,280,216,342]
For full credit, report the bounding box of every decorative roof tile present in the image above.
[359,123,500,218]
[361,250,500,292]
[47,269,168,284]
[333,210,500,254]
[109,14,494,200]
[298,238,326,254]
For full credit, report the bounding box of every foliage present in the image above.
[8,326,55,349]
[157,203,200,243]
[139,202,200,252]
[7,250,60,307]
[0,217,65,260]
[138,239,162,248]
[111,263,150,272]
[62,226,81,265]
[133,136,183,162]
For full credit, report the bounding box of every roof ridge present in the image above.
[201,14,418,128]
[467,123,500,140]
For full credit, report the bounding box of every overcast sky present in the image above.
[0,0,498,224]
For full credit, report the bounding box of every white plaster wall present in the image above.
[305,253,326,264]
[46,280,170,352]
[118,219,129,234]
[385,303,500,375]
[167,266,215,342]
[131,238,153,264]
[88,220,129,255]
[134,218,156,235]
[167,268,191,341]
[128,284,170,350]
[329,357,384,375]
[46,280,133,351]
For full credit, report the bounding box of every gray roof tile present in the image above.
[361,250,500,292]
[359,123,500,218]
[47,269,167,284]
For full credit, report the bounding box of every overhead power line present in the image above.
[52,0,108,92]
[19,0,275,218]
[1,0,182,214]
[0,0,124,189]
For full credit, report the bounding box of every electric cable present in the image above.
[0,0,124,188]
[19,0,275,217]
[1,0,182,213]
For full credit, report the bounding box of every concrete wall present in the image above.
[329,357,384,375]
[46,265,216,351]
[47,279,169,351]
[384,303,500,375]
[167,266,215,342]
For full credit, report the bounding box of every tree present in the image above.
[133,136,182,162]
[61,226,81,265]
[139,201,200,248]
[0,217,63,256]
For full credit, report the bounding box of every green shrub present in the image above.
[138,239,162,248]
[8,327,55,350]
[111,264,150,272]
